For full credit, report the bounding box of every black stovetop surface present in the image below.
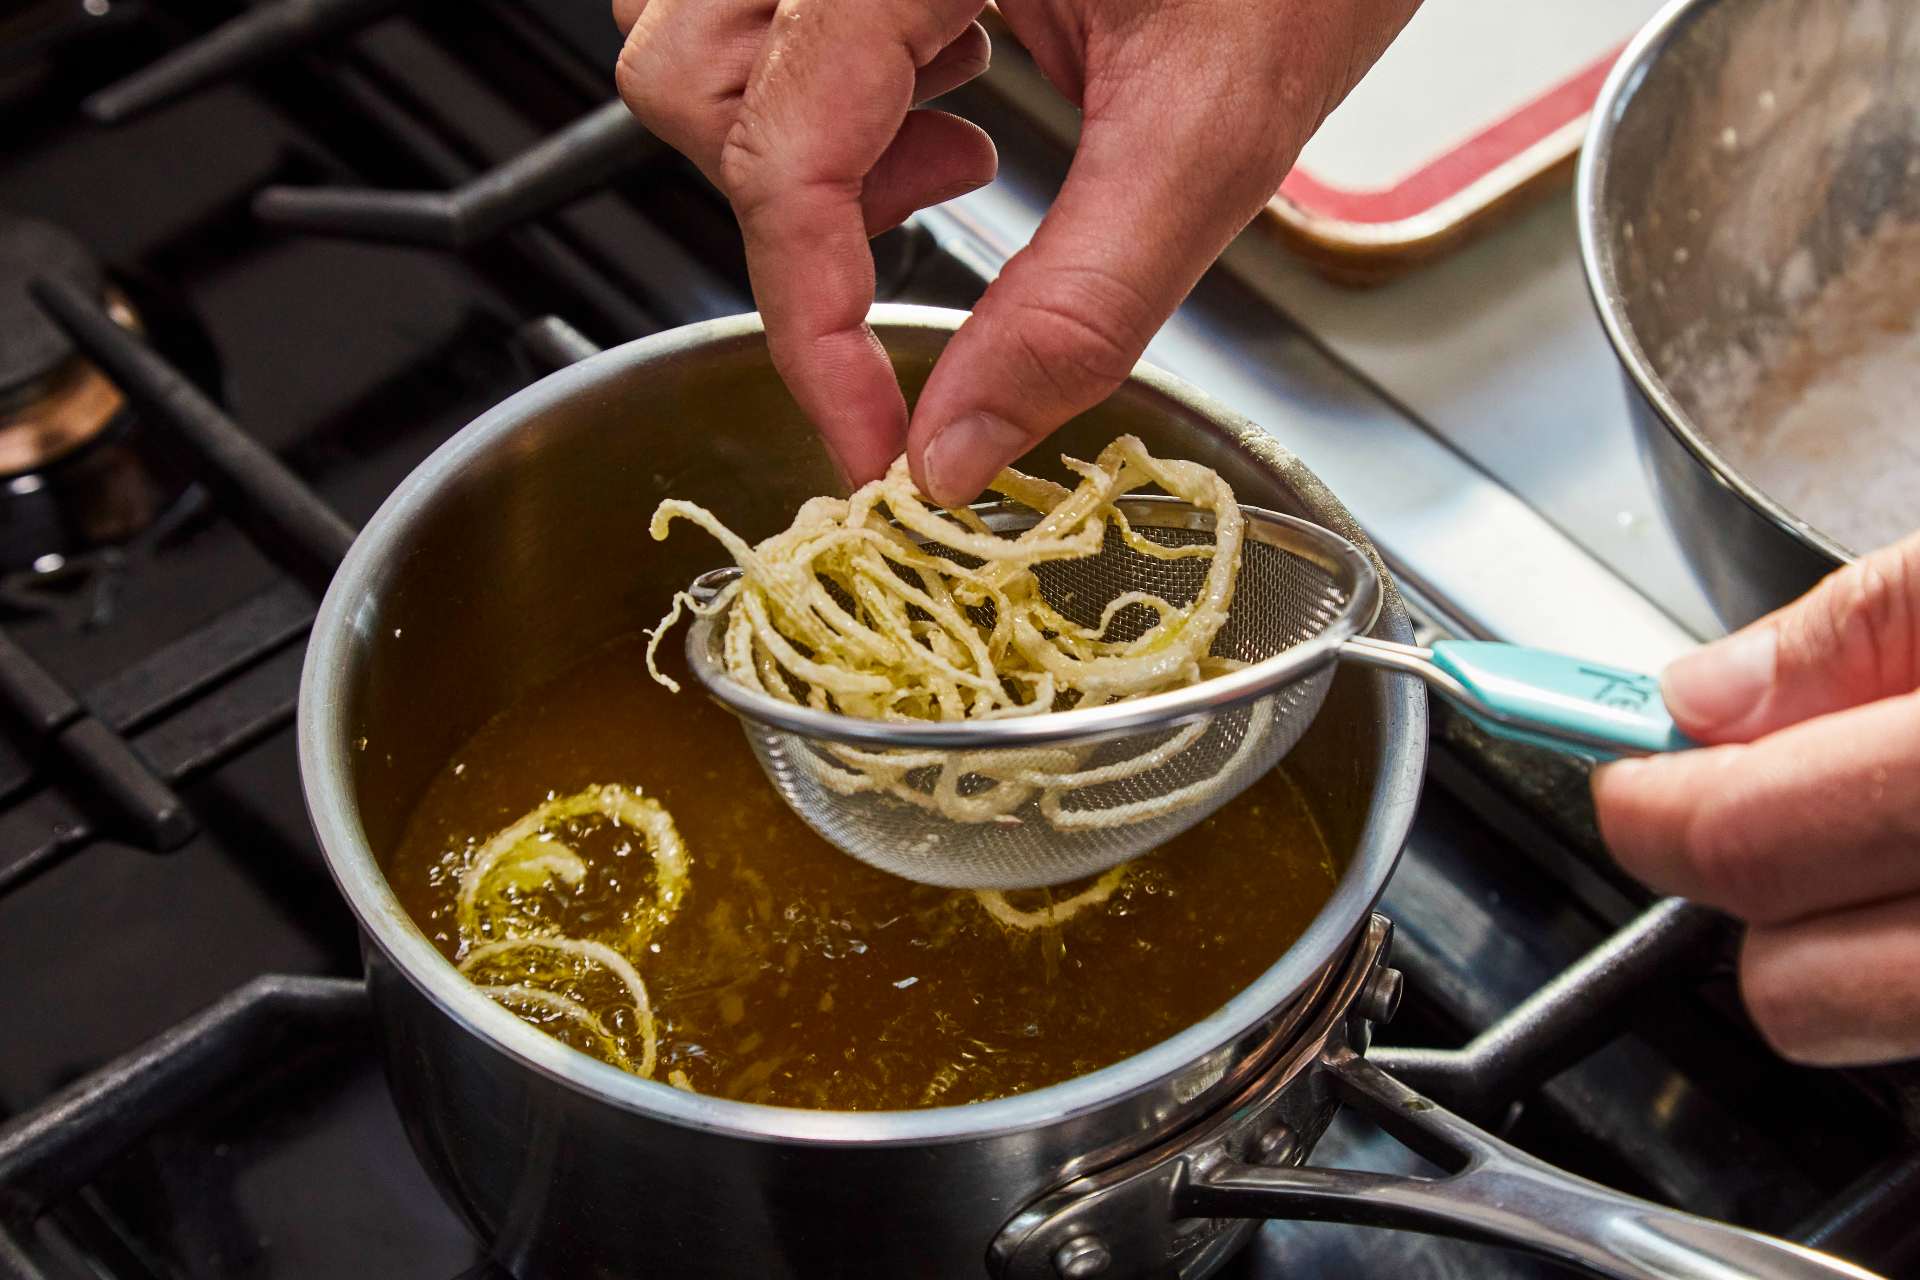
[0,3,1912,1278]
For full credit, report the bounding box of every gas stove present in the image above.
[0,2,1914,1278]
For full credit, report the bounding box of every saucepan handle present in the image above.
[1180,1050,1882,1280]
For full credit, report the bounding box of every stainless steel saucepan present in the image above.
[298,306,1879,1279]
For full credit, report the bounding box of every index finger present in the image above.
[723,0,985,485]
[901,52,1320,505]
[1661,534,1920,744]
[1593,690,1920,925]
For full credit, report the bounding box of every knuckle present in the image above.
[1807,547,1920,693]
[717,106,782,209]
[1739,942,1824,1062]
[888,2,967,68]
[1009,309,1133,404]
[1853,550,1918,686]
[616,27,729,155]
[611,0,647,35]
[615,41,668,120]
[614,43,648,107]
[1678,781,1790,921]
[997,265,1153,403]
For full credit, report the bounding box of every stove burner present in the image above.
[0,288,134,477]
[0,213,134,485]
[0,214,102,402]
[0,217,219,578]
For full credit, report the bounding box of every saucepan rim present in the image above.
[1574,0,1854,566]
[296,303,1426,1148]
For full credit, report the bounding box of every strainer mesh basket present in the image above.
[687,501,1376,889]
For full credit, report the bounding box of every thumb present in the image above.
[905,105,1285,505]
[1662,531,1920,742]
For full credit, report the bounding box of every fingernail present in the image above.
[922,411,1027,505]
[1662,626,1778,733]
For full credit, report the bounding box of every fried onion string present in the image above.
[648,436,1248,831]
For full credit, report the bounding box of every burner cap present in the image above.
[0,215,104,398]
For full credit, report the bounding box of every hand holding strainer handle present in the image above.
[1342,636,1696,758]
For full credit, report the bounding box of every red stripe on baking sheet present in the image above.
[1278,44,1626,225]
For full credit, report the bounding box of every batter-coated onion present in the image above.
[646,437,1247,830]
[973,865,1133,931]
[452,785,690,1082]
[462,936,659,1078]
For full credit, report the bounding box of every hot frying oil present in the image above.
[386,634,1338,1110]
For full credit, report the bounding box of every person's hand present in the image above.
[614,0,1419,501]
[1594,533,1920,1066]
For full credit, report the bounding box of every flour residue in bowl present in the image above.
[1691,219,1920,554]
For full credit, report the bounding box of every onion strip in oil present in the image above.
[451,785,691,1084]
[461,936,659,1079]
[973,865,1133,932]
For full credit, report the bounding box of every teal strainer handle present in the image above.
[1343,637,1696,760]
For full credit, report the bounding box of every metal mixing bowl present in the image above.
[1578,0,1920,626]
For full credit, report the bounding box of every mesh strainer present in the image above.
[683,496,1691,889]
